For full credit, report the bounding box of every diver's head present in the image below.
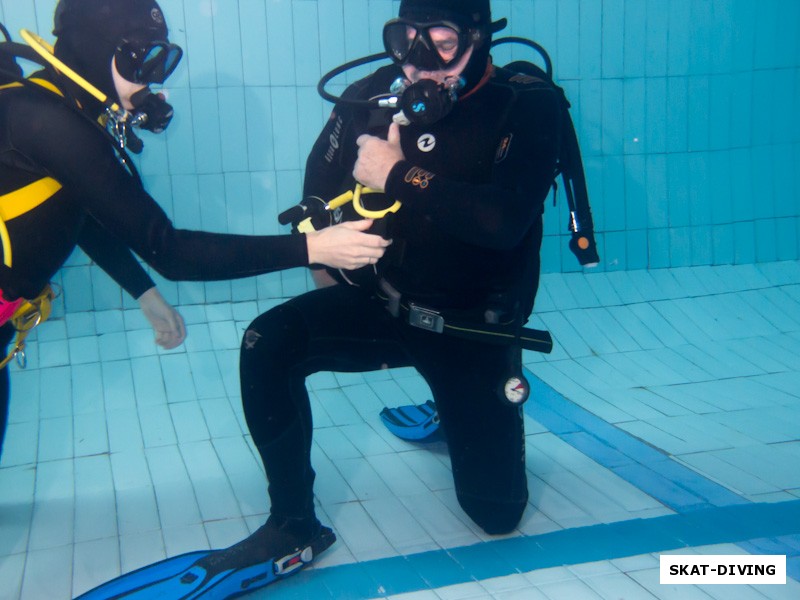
[53,0,181,110]
[385,0,506,91]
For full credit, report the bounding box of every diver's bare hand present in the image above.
[138,286,187,350]
[354,122,404,190]
[306,220,391,269]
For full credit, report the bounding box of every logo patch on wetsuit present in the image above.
[151,8,165,25]
[324,115,344,164]
[495,134,513,163]
[243,329,262,350]
[417,133,436,152]
[404,167,435,189]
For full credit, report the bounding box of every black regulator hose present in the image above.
[491,37,552,79]
[317,51,393,108]
[317,37,554,109]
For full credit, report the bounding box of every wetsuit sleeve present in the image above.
[77,217,155,299]
[384,87,562,251]
[8,95,308,281]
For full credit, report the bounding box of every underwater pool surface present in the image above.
[0,0,799,598]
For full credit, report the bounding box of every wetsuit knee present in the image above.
[239,303,311,444]
[457,492,527,535]
[240,304,308,365]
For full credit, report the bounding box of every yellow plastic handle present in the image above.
[351,184,402,219]
[325,190,355,211]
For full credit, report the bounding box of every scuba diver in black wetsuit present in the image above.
[0,0,389,458]
[176,0,597,594]
[236,0,553,541]
[71,1,598,598]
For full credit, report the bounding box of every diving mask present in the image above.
[383,18,480,71]
[114,38,182,85]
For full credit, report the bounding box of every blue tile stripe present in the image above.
[523,370,798,581]
[260,500,800,599]
[523,370,748,510]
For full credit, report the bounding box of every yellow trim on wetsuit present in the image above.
[0,178,63,268]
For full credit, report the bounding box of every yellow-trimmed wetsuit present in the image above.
[0,70,311,454]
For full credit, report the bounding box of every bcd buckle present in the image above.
[408,303,444,333]
[273,546,314,576]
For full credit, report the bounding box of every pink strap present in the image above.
[0,293,23,327]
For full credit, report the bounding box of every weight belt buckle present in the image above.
[408,302,444,333]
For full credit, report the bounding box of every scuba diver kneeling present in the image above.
[251,0,600,555]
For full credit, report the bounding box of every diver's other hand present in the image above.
[354,122,404,191]
[306,220,391,269]
[138,286,187,350]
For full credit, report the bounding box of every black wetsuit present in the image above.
[0,73,308,454]
[240,63,562,534]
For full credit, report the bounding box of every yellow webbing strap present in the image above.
[0,177,62,221]
[0,77,65,96]
[0,75,67,267]
[0,284,55,369]
[0,177,63,267]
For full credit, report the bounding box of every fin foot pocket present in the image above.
[380,399,442,441]
[74,524,336,599]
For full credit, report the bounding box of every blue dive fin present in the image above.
[379,399,442,441]
[75,527,336,600]
[74,550,213,600]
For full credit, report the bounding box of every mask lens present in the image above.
[383,21,417,64]
[428,26,461,64]
[140,44,182,83]
[383,19,466,70]
[117,41,183,84]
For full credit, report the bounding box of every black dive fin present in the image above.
[379,400,442,442]
[74,526,336,599]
